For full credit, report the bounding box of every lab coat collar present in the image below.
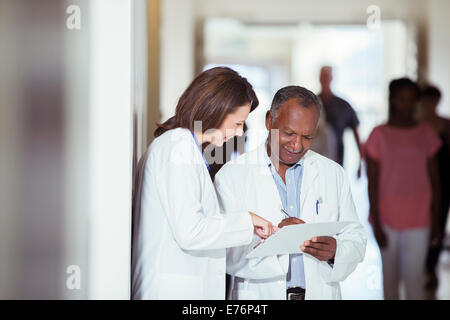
[255,143,319,216]
[256,142,318,173]
[263,140,304,170]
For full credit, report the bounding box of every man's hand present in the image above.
[301,236,337,261]
[278,217,305,228]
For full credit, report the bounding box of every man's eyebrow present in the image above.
[283,125,295,132]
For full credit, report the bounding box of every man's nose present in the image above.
[290,136,302,152]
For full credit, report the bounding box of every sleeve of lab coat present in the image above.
[318,167,367,284]
[215,170,288,280]
[152,142,253,251]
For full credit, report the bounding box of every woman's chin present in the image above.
[211,139,224,147]
[212,136,234,147]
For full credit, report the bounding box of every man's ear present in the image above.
[265,110,272,131]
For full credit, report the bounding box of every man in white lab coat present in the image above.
[214,86,367,300]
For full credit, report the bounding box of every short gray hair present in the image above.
[270,85,322,119]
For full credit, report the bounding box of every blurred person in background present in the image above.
[131,67,276,300]
[419,85,450,291]
[365,78,442,300]
[318,66,362,177]
[310,107,338,162]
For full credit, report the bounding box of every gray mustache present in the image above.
[284,146,303,154]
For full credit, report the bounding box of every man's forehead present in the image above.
[275,106,318,131]
[278,101,319,119]
[280,122,317,134]
[280,98,303,109]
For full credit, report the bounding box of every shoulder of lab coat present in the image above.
[309,153,367,284]
[146,128,253,251]
[215,146,289,280]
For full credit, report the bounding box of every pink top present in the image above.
[365,123,442,230]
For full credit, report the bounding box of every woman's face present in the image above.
[206,104,251,147]
[391,87,418,120]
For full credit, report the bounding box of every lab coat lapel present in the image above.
[300,150,319,222]
[254,146,320,223]
[254,144,290,273]
[255,145,284,223]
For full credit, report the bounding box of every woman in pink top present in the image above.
[365,78,442,300]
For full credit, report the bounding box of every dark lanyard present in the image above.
[190,130,210,171]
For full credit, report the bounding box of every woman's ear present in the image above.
[265,110,272,131]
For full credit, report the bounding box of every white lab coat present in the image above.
[131,128,254,300]
[214,144,367,300]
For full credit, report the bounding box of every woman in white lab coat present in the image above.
[131,67,275,300]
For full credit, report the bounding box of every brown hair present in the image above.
[154,67,259,137]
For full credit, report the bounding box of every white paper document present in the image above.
[246,221,352,259]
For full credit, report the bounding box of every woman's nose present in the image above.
[235,127,244,137]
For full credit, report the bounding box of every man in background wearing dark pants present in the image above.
[318,66,362,177]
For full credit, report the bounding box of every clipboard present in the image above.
[246,221,352,259]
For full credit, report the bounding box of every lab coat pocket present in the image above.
[315,203,338,222]
[157,272,204,299]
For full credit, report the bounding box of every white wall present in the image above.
[160,0,195,122]
[427,0,450,117]
[87,0,133,299]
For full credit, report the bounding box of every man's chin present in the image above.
[279,149,305,165]
[279,156,301,166]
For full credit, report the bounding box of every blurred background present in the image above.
[0,0,449,299]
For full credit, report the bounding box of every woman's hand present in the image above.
[249,212,278,239]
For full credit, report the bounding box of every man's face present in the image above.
[319,67,332,88]
[266,98,319,166]
[421,96,439,115]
